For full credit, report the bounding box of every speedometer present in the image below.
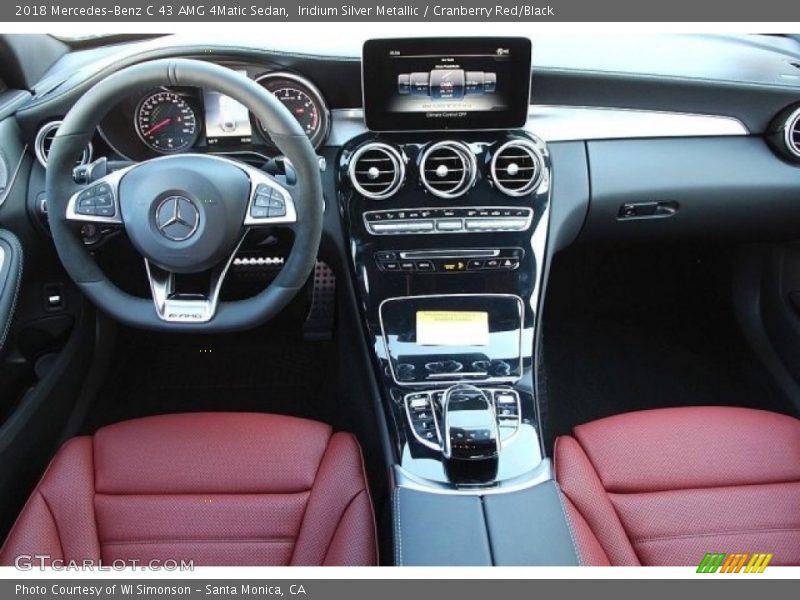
[135,91,199,154]
[255,72,330,149]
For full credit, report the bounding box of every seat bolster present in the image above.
[322,490,376,566]
[0,437,100,565]
[560,494,611,566]
[0,494,63,566]
[291,432,378,566]
[554,436,640,566]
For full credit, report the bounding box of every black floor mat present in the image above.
[539,243,796,450]
[81,325,334,433]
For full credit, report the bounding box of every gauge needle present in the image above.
[146,118,172,135]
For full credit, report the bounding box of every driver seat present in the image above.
[0,413,377,566]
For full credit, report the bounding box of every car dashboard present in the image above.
[2,32,800,565]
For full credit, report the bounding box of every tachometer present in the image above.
[255,73,330,149]
[135,90,199,154]
[274,87,320,138]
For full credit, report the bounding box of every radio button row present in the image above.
[377,259,437,272]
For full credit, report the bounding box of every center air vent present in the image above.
[35,121,93,169]
[784,108,800,159]
[419,141,477,199]
[348,142,405,200]
[490,140,544,197]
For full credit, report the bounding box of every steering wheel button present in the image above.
[250,206,269,219]
[95,195,113,207]
[96,207,116,217]
[267,205,287,218]
[254,194,271,207]
[268,197,285,209]
[77,206,97,216]
[78,197,96,208]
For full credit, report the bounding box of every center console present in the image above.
[341,129,550,488]
[338,37,578,565]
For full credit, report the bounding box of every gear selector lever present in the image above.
[442,384,499,483]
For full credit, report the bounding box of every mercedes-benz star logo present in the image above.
[155,195,200,242]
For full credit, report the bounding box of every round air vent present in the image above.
[783,107,800,159]
[490,139,544,197]
[348,142,405,200]
[34,121,93,169]
[419,141,477,199]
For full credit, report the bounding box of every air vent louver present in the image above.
[34,121,93,169]
[785,109,800,159]
[490,140,544,197]
[419,141,477,199]
[348,142,405,200]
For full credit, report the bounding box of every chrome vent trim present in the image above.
[490,140,544,197]
[348,142,405,200]
[419,141,477,199]
[34,121,93,169]
[784,107,800,159]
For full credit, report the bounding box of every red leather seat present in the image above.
[555,406,800,566]
[0,413,377,566]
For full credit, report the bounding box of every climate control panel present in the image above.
[364,206,533,235]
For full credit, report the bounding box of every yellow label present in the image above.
[416,311,489,346]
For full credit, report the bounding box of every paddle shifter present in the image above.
[442,384,500,483]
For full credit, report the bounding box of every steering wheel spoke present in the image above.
[65,167,132,225]
[145,235,245,324]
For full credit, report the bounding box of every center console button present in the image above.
[436,219,463,231]
[495,393,517,405]
[415,260,435,271]
[401,220,434,232]
[375,251,397,261]
[439,260,467,272]
[488,359,512,377]
[371,223,402,233]
[467,259,485,270]
[396,363,416,381]
[400,261,416,271]
[426,360,463,374]
[465,218,529,231]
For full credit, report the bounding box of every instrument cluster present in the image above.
[98,67,330,161]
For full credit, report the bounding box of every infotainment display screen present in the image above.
[362,37,532,131]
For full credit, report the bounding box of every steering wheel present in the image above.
[46,59,324,332]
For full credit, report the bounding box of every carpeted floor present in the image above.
[539,242,796,450]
